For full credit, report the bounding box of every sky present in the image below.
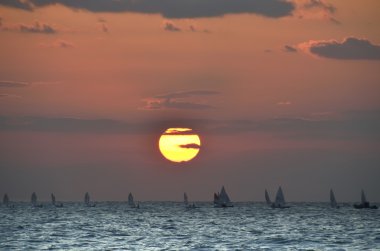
[0,0,379,202]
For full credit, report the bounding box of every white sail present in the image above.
[184,193,189,206]
[265,189,271,205]
[330,189,337,207]
[361,190,367,204]
[128,193,136,207]
[274,186,286,207]
[51,193,56,205]
[84,192,90,205]
[31,192,37,205]
[3,194,9,205]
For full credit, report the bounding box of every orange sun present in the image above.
[159,128,201,163]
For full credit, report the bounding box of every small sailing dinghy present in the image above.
[51,193,63,207]
[3,193,9,206]
[354,190,378,209]
[31,192,43,208]
[2,194,14,208]
[84,192,95,207]
[184,193,196,208]
[214,186,233,208]
[265,189,272,205]
[330,189,339,208]
[271,186,289,209]
[128,193,138,208]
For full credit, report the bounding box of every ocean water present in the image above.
[1,202,379,250]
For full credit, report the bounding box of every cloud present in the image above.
[19,21,56,34]
[0,110,379,141]
[163,21,181,32]
[277,101,292,106]
[0,94,21,99]
[143,90,219,110]
[284,45,297,53]
[0,81,30,88]
[0,0,295,19]
[293,0,340,24]
[155,90,219,99]
[299,37,380,60]
[179,143,201,149]
[303,0,335,14]
[97,18,108,33]
[40,39,75,48]
[144,99,214,110]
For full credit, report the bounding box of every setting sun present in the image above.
[159,128,201,163]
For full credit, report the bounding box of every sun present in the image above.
[159,128,201,163]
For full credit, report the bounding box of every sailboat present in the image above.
[271,186,289,208]
[128,193,138,208]
[214,186,233,207]
[330,189,339,208]
[3,193,9,206]
[51,193,63,207]
[265,189,272,205]
[354,190,378,209]
[84,192,95,207]
[31,192,42,208]
[184,192,196,208]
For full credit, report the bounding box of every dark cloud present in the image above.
[19,21,56,34]
[0,81,30,88]
[0,0,33,11]
[179,143,201,149]
[163,129,196,135]
[300,37,380,60]
[0,0,295,19]
[284,45,297,53]
[163,21,181,32]
[303,0,336,14]
[304,0,336,14]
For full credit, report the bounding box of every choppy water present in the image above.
[1,202,379,250]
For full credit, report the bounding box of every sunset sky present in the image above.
[1,0,379,202]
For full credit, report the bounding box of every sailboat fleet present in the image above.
[1,187,378,209]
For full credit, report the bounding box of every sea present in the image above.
[1,202,379,250]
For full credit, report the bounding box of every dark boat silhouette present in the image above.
[214,186,233,207]
[354,190,378,209]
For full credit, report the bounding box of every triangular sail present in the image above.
[219,186,231,204]
[330,189,337,207]
[275,186,285,206]
[51,193,56,205]
[31,192,37,205]
[361,190,367,204]
[265,189,271,204]
[128,193,135,207]
[3,194,9,205]
[213,193,219,204]
[184,193,188,206]
[84,192,90,205]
